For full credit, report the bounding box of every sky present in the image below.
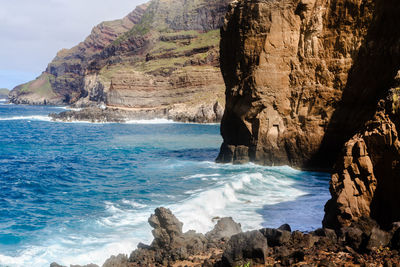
[0,0,147,90]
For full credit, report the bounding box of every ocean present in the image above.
[0,100,331,267]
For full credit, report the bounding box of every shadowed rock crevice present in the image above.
[322,0,400,230]
[218,0,400,231]
[217,0,382,169]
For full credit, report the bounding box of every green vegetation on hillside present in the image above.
[113,1,156,46]
[18,73,56,97]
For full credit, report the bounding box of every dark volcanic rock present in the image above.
[96,209,400,267]
[278,224,292,232]
[259,228,291,247]
[126,208,241,266]
[49,100,223,124]
[366,227,391,251]
[205,217,242,242]
[340,227,364,251]
[148,207,184,249]
[221,230,268,266]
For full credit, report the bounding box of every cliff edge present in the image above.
[10,0,231,123]
[217,0,400,229]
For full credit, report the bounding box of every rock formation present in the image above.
[125,207,242,266]
[217,0,400,229]
[10,0,230,123]
[55,208,400,267]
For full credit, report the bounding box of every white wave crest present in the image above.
[0,115,51,121]
[171,171,306,233]
[125,118,175,124]
[0,163,327,267]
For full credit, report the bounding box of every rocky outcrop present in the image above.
[217,0,391,167]
[324,94,400,230]
[126,207,242,266]
[217,0,400,229]
[49,100,223,123]
[10,0,229,123]
[59,208,400,267]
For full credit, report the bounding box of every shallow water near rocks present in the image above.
[0,102,331,267]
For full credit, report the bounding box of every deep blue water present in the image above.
[0,101,331,266]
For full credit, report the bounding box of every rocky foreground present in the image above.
[51,207,400,267]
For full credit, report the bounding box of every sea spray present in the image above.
[0,105,330,267]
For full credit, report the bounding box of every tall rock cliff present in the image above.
[217,0,400,229]
[10,0,231,122]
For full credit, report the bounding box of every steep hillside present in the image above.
[10,0,230,122]
[217,0,400,230]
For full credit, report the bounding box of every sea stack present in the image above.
[217,0,400,229]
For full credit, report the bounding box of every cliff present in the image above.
[217,0,400,230]
[10,0,230,122]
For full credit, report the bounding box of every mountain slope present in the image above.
[10,0,231,122]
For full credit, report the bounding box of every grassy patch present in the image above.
[392,88,400,114]
[150,29,219,55]
[18,73,56,97]
[113,1,156,46]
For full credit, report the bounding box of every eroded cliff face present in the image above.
[10,0,230,122]
[218,0,400,229]
[217,0,379,168]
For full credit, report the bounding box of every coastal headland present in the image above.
[9,0,400,266]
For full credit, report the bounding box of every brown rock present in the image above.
[217,0,400,230]
[10,0,230,123]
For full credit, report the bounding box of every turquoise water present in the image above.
[0,100,331,266]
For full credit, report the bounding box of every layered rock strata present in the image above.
[10,0,230,123]
[217,0,400,229]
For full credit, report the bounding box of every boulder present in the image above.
[206,217,242,242]
[259,228,291,247]
[341,227,364,251]
[278,224,292,232]
[221,230,268,266]
[148,207,183,249]
[102,254,128,267]
[366,227,391,251]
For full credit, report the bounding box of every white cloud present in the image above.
[0,0,147,89]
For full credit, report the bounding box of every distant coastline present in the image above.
[0,88,9,99]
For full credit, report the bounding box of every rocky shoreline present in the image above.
[49,101,224,124]
[51,207,400,267]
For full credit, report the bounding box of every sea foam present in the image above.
[0,115,52,121]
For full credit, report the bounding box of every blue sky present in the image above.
[0,0,147,90]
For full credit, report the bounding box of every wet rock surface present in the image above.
[217,0,400,234]
[49,100,224,123]
[57,208,400,267]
